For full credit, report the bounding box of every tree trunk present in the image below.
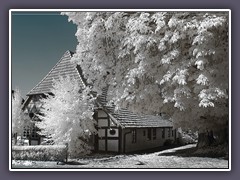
[215,127,229,145]
[196,128,229,159]
[13,133,17,145]
[197,131,214,148]
[197,128,228,148]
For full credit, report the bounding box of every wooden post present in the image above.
[13,133,17,145]
[65,143,69,163]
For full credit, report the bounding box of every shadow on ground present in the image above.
[159,144,228,160]
[57,161,88,165]
[127,145,183,155]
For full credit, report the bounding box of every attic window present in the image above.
[29,112,34,118]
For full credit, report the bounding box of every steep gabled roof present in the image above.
[105,106,173,128]
[27,50,173,128]
[27,50,86,96]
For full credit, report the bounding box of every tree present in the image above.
[63,11,229,146]
[36,76,96,157]
[12,89,29,144]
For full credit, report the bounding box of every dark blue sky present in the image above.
[11,11,78,98]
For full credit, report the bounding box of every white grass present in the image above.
[11,144,228,169]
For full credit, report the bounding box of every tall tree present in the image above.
[12,89,29,144]
[37,76,96,157]
[63,11,229,145]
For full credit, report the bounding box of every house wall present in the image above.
[121,127,176,153]
[95,108,178,153]
[22,95,42,145]
[96,109,120,152]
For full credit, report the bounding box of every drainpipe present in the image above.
[123,130,132,153]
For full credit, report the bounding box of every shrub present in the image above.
[177,130,198,145]
[193,143,228,159]
[164,139,174,146]
[12,145,68,162]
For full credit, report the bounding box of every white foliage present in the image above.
[64,11,229,131]
[36,76,96,157]
[172,69,189,85]
[12,89,29,136]
[195,59,206,70]
[196,74,209,85]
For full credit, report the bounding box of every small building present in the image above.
[95,106,176,153]
[22,50,177,153]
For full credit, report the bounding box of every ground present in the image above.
[11,144,229,170]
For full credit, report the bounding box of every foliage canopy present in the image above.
[63,11,229,132]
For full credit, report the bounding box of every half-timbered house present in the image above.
[23,50,178,153]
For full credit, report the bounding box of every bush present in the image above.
[164,139,174,146]
[178,130,198,145]
[12,145,68,162]
[193,143,228,159]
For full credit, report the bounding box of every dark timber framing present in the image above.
[95,108,121,153]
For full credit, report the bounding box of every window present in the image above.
[162,128,165,139]
[143,130,146,136]
[168,128,171,137]
[31,128,39,138]
[23,127,30,138]
[147,129,152,140]
[153,128,157,140]
[109,129,116,135]
[172,129,174,137]
[132,129,137,143]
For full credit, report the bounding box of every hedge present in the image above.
[12,145,68,162]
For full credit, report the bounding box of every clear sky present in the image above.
[11,11,78,98]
